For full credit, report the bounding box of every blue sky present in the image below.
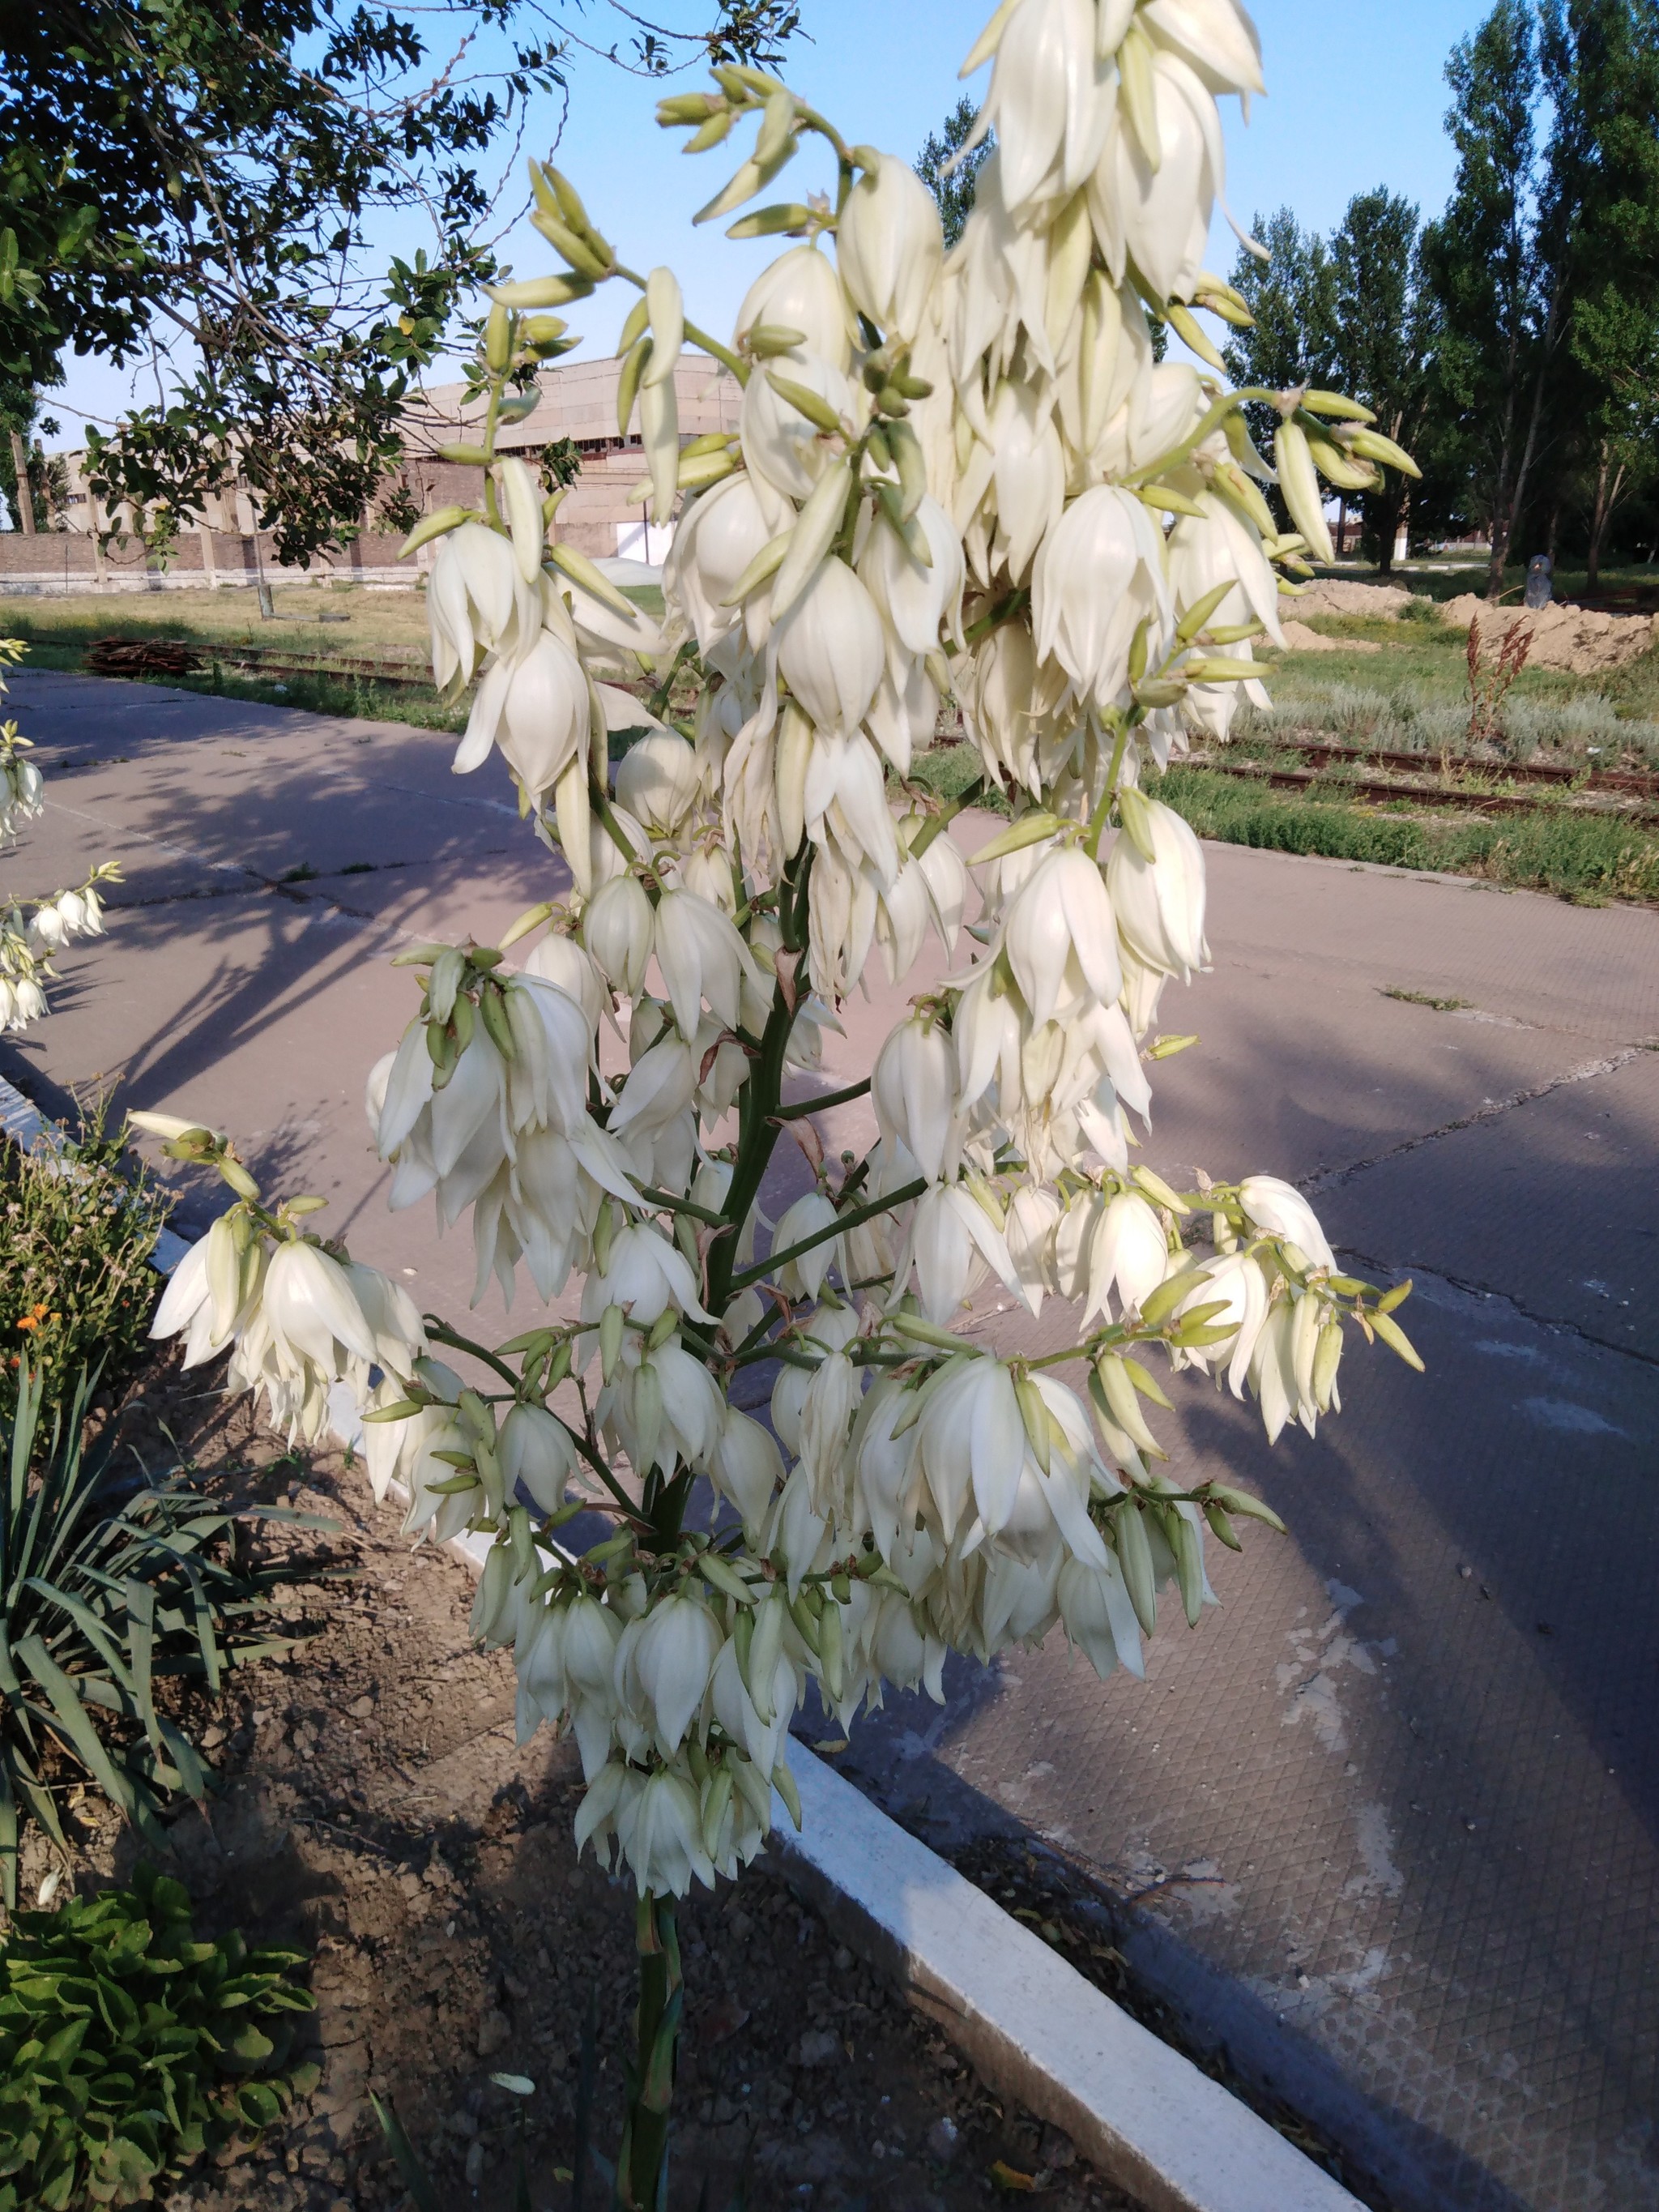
[43,0,1496,449]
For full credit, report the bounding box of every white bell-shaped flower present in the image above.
[979,0,1120,212]
[263,1241,377,1373]
[429,522,538,690]
[651,887,759,1039]
[616,731,702,834]
[740,352,854,501]
[774,558,887,736]
[1084,1189,1169,1322]
[1141,0,1265,100]
[872,1015,960,1184]
[582,1221,715,1328]
[1238,1176,1337,1272]
[629,1595,723,1760]
[1091,50,1224,304]
[836,152,945,339]
[734,243,854,371]
[1031,485,1171,711]
[452,628,590,802]
[1107,802,1209,980]
[583,873,655,997]
[857,496,964,663]
[1002,844,1123,1027]
[499,1402,577,1513]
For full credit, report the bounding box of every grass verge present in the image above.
[1157,763,1659,905]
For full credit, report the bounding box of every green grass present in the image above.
[1156,763,1659,905]
[912,741,1659,903]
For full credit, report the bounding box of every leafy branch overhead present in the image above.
[0,0,801,562]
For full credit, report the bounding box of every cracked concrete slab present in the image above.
[5,671,1658,2212]
[1321,1047,1659,1360]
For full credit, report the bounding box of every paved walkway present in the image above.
[7,670,1658,2212]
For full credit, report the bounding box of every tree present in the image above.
[1422,2,1565,596]
[1330,191,1437,570]
[916,96,993,250]
[1224,209,1338,534]
[1540,0,1659,583]
[0,1,799,562]
[0,383,64,535]
[139,16,1418,2210]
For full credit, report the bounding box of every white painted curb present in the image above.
[776,1742,1360,2212]
[4,1071,1362,2212]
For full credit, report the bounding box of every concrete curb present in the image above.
[778,1743,1359,2212]
[2,1070,1362,2212]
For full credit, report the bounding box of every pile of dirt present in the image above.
[41,1353,1138,2212]
[1439,595,1659,673]
[1279,619,1383,655]
[1289,579,1418,621]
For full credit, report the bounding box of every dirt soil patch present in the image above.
[1279,619,1383,655]
[37,1352,1140,2212]
[1440,594,1659,673]
[1290,580,1418,621]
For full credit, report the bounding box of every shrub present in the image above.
[0,1364,338,1906]
[0,1105,169,1423]
[0,1863,317,2210]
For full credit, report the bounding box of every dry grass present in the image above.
[4,581,431,665]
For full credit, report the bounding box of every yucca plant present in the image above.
[0,1362,337,1906]
[0,1861,318,2209]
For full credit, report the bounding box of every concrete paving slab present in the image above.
[833,1267,1659,2212]
[31,733,517,889]
[1195,843,1659,1047]
[1321,1045,1659,1360]
[7,797,245,908]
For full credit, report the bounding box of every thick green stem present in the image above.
[620,1890,682,2211]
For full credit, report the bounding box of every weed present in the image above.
[1382,987,1475,1012]
[1466,617,1533,749]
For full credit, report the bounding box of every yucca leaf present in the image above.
[370,2094,442,2212]
[13,1638,135,1815]
[19,1581,135,1702]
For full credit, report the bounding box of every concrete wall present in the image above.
[0,527,414,596]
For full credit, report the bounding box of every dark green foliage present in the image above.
[0,1863,317,2210]
[1223,209,1339,512]
[0,1364,338,1907]
[0,1,796,562]
[1329,192,1439,567]
[0,1108,169,1425]
[915,97,992,251]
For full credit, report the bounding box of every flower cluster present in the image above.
[147,0,1422,1911]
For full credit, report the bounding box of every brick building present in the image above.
[1,351,741,594]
